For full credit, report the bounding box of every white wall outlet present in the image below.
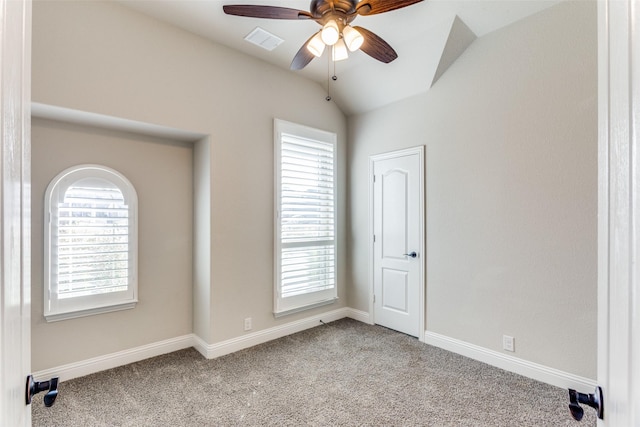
[503,335,515,352]
[244,317,252,331]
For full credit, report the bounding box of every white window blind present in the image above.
[275,120,337,315]
[55,180,130,299]
[44,165,138,322]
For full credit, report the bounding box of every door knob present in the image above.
[403,251,417,258]
[26,375,59,407]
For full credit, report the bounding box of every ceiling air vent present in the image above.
[244,27,284,51]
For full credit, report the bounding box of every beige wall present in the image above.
[32,0,347,370]
[31,118,194,370]
[347,0,597,378]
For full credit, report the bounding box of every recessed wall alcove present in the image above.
[31,103,212,373]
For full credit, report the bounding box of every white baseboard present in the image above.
[37,309,592,393]
[423,331,596,391]
[32,334,195,382]
[344,307,371,324]
[33,308,361,382]
[195,307,351,359]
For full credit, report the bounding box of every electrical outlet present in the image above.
[503,335,515,352]
[244,317,252,331]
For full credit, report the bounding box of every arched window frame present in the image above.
[44,164,138,322]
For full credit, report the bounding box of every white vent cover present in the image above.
[244,27,284,51]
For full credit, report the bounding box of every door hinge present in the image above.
[373,294,376,303]
[373,174,376,183]
[373,234,376,243]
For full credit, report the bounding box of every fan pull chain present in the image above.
[326,53,332,101]
[326,54,338,102]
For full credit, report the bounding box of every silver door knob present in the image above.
[403,251,417,258]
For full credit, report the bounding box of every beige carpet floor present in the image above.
[32,318,595,426]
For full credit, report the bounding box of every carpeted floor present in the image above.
[32,319,595,426]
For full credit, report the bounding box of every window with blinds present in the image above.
[56,181,129,298]
[274,119,337,315]
[44,165,138,322]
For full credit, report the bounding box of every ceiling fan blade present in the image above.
[223,5,312,20]
[356,0,423,16]
[290,34,317,70]
[353,26,398,63]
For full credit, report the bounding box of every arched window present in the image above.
[44,165,138,321]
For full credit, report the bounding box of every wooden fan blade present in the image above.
[223,5,312,20]
[290,34,318,70]
[353,26,398,63]
[356,0,423,16]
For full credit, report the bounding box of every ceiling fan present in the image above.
[223,0,424,70]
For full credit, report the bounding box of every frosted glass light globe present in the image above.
[343,25,364,51]
[321,20,340,46]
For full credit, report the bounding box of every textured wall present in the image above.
[347,1,597,378]
[32,0,347,369]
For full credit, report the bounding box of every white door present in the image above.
[371,147,424,339]
[597,0,639,424]
[0,0,32,425]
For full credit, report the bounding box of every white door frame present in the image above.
[597,0,639,424]
[0,0,32,424]
[369,146,426,342]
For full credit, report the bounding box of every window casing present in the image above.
[274,119,337,316]
[44,165,138,322]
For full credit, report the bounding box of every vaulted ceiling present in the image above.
[118,0,561,115]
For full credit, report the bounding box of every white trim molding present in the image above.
[597,0,640,424]
[33,308,362,383]
[195,308,351,359]
[31,310,596,394]
[424,331,596,391]
[32,335,194,383]
[344,307,371,324]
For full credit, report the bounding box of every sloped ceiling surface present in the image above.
[118,0,561,115]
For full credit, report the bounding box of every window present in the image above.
[44,165,138,321]
[274,119,337,316]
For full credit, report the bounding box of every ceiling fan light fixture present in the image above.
[321,19,340,45]
[307,32,326,57]
[342,25,364,51]
[332,39,349,61]
[223,0,425,70]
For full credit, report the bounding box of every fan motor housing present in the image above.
[310,0,357,19]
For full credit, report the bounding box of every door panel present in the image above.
[372,147,424,338]
[382,268,409,313]
[381,169,408,260]
[0,0,31,424]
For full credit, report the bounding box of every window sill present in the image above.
[273,297,338,319]
[45,301,137,322]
